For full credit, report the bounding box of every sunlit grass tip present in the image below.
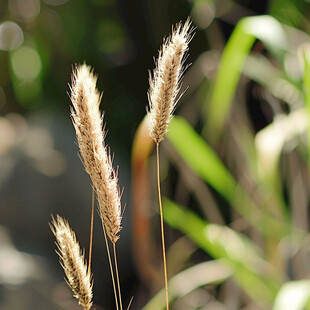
[70,63,122,243]
[148,17,194,144]
[50,215,93,310]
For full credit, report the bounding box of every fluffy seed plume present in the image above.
[148,18,194,144]
[70,64,122,243]
[50,215,93,310]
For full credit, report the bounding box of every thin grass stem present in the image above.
[126,296,134,310]
[103,225,119,310]
[156,142,169,310]
[113,243,123,310]
[88,188,95,271]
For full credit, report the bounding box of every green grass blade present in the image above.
[141,260,231,310]
[167,116,292,236]
[167,116,236,202]
[269,0,305,28]
[163,199,279,303]
[203,15,287,142]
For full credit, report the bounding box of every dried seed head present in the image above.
[50,215,93,310]
[148,18,194,144]
[70,64,122,243]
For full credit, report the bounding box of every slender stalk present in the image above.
[88,188,95,271]
[126,296,134,310]
[103,225,119,310]
[113,243,123,310]
[156,142,169,309]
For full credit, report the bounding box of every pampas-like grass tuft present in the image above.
[70,64,122,243]
[50,215,93,310]
[148,18,194,144]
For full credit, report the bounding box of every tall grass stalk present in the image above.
[102,223,120,310]
[113,243,123,310]
[147,18,194,309]
[70,64,123,309]
[88,188,95,271]
[156,143,169,309]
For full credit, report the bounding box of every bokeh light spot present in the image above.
[0,22,23,51]
[34,149,66,177]
[24,127,53,159]
[14,80,41,107]
[192,0,215,29]
[0,117,16,154]
[11,47,41,80]
[9,0,40,22]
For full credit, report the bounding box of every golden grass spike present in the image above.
[50,215,93,310]
[148,18,194,144]
[70,63,122,243]
[147,18,194,310]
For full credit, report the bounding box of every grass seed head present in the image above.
[148,18,194,144]
[70,64,122,243]
[50,215,93,310]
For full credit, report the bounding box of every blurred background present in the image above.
[1,0,310,309]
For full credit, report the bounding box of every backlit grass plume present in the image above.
[70,64,122,244]
[147,18,194,310]
[50,215,93,310]
[148,18,194,143]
